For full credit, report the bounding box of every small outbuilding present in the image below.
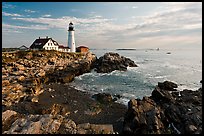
[18,45,29,51]
[58,45,70,52]
[76,45,89,53]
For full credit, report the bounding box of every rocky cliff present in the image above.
[2,50,96,108]
[123,81,202,134]
[2,50,201,134]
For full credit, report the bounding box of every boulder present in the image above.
[88,124,114,134]
[2,110,19,132]
[59,118,77,134]
[158,81,178,91]
[18,76,25,82]
[36,70,46,77]
[151,86,175,103]
[92,93,113,104]
[17,64,25,71]
[76,123,114,134]
[94,52,137,73]
[42,104,69,116]
[2,80,10,87]
[3,114,64,134]
[84,103,102,115]
[24,52,33,59]
[123,97,165,134]
[62,73,75,83]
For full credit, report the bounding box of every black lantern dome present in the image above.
[68,22,74,31]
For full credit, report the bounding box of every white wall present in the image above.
[43,39,59,50]
[58,48,70,52]
[68,31,76,52]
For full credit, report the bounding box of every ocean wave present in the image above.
[162,62,180,69]
[122,93,136,98]
[177,84,201,91]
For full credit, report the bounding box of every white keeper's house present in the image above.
[30,36,70,52]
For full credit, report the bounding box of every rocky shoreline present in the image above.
[123,81,202,134]
[2,50,202,134]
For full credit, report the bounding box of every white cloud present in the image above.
[42,14,52,17]
[12,16,112,30]
[2,23,49,31]
[24,9,37,13]
[2,12,23,17]
[132,6,138,9]
[123,2,202,35]
[2,29,22,33]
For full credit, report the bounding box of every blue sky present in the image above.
[2,2,202,49]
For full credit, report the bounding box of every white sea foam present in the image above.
[162,62,180,69]
[122,93,136,99]
[70,48,201,104]
[154,75,168,79]
[177,84,200,91]
[115,98,130,106]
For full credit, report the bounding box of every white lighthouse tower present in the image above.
[68,22,76,52]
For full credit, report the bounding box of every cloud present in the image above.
[109,3,201,37]
[42,14,52,17]
[132,6,138,9]
[12,15,112,30]
[24,9,37,13]
[2,29,22,33]
[2,23,50,31]
[93,2,202,48]
[2,12,23,17]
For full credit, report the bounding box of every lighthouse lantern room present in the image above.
[68,22,76,52]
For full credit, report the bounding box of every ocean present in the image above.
[70,48,202,105]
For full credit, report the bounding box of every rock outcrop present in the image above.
[123,81,202,134]
[2,50,126,134]
[92,93,114,104]
[2,50,96,108]
[2,110,114,134]
[94,52,137,73]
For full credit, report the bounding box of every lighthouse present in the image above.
[68,22,76,52]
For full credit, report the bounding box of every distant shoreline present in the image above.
[116,49,136,51]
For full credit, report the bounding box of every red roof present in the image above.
[58,45,70,49]
[77,46,89,49]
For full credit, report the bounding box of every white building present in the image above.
[30,36,70,52]
[68,22,76,52]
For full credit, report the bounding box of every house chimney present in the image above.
[39,37,40,39]
[46,36,48,39]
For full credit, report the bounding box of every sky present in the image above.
[2,2,202,49]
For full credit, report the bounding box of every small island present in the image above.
[116,48,136,51]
